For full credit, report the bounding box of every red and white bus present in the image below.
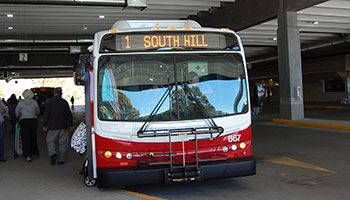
[76,20,255,188]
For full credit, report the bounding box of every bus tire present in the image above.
[83,156,97,187]
[84,176,97,187]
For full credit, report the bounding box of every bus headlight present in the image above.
[126,153,133,160]
[231,144,237,151]
[104,151,112,159]
[240,142,246,149]
[223,146,229,153]
[116,152,122,159]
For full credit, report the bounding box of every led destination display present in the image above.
[143,34,208,49]
[100,31,240,52]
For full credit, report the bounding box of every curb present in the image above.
[305,105,345,109]
[271,105,346,109]
[272,118,350,131]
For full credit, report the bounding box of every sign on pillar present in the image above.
[19,53,28,62]
[296,86,302,99]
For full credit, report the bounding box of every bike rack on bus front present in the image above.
[137,127,225,182]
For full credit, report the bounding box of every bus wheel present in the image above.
[84,176,97,187]
[82,156,97,187]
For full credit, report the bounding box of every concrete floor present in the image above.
[0,106,349,200]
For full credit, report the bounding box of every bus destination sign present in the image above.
[143,34,208,49]
[100,31,239,52]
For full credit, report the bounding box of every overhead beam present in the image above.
[0,0,125,7]
[190,0,328,31]
[247,37,350,64]
[0,69,73,79]
[0,52,80,68]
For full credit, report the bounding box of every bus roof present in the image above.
[111,20,202,31]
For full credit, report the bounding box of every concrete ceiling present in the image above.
[239,0,350,59]
[0,0,349,73]
[0,0,236,37]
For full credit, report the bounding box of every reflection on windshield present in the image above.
[97,54,248,121]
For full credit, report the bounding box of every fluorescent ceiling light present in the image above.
[312,21,319,25]
[99,15,105,19]
[8,26,14,30]
[272,37,277,41]
[83,27,88,30]
[7,14,14,18]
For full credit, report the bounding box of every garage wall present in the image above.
[303,79,346,103]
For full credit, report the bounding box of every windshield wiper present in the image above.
[137,82,224,138]
[137,85,174,137]
[181,82,224,137]
[233,75,244,113]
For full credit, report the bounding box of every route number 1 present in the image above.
[125,35,131,49]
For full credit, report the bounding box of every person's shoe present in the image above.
[26,156,32,162]
[50,154,57,165]
[0,157,7,162]
[57,162,64,165]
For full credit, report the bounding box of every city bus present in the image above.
[75,20,256,188]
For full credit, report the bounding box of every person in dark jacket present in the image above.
[0,100,8,162]
[15,89,40,162]
[43,88,73,165]
[1,98,8,107]
[7,94,18,135]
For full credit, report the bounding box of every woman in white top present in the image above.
[15,89,40,162]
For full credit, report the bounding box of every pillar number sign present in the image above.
[297,86,302,99]
[19,53,28,62]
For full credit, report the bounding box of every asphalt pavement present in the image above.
[0,105,349,200]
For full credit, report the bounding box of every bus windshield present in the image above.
[97,53,248,121]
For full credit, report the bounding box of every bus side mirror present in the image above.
[254,84,265,107]
[74,54,90,86]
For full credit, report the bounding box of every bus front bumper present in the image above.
[96,157,256,188]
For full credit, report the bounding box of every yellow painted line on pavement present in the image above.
[272,118,350,131]
[305,105,345,109]
[271,105,346,109]
[255,153,335,173]
[116,189,167,200]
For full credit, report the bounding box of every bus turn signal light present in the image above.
[222,28,229,32]
[240,142,246,149]
[104,151,112,158]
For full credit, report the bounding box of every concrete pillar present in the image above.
[277,9,304,120]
